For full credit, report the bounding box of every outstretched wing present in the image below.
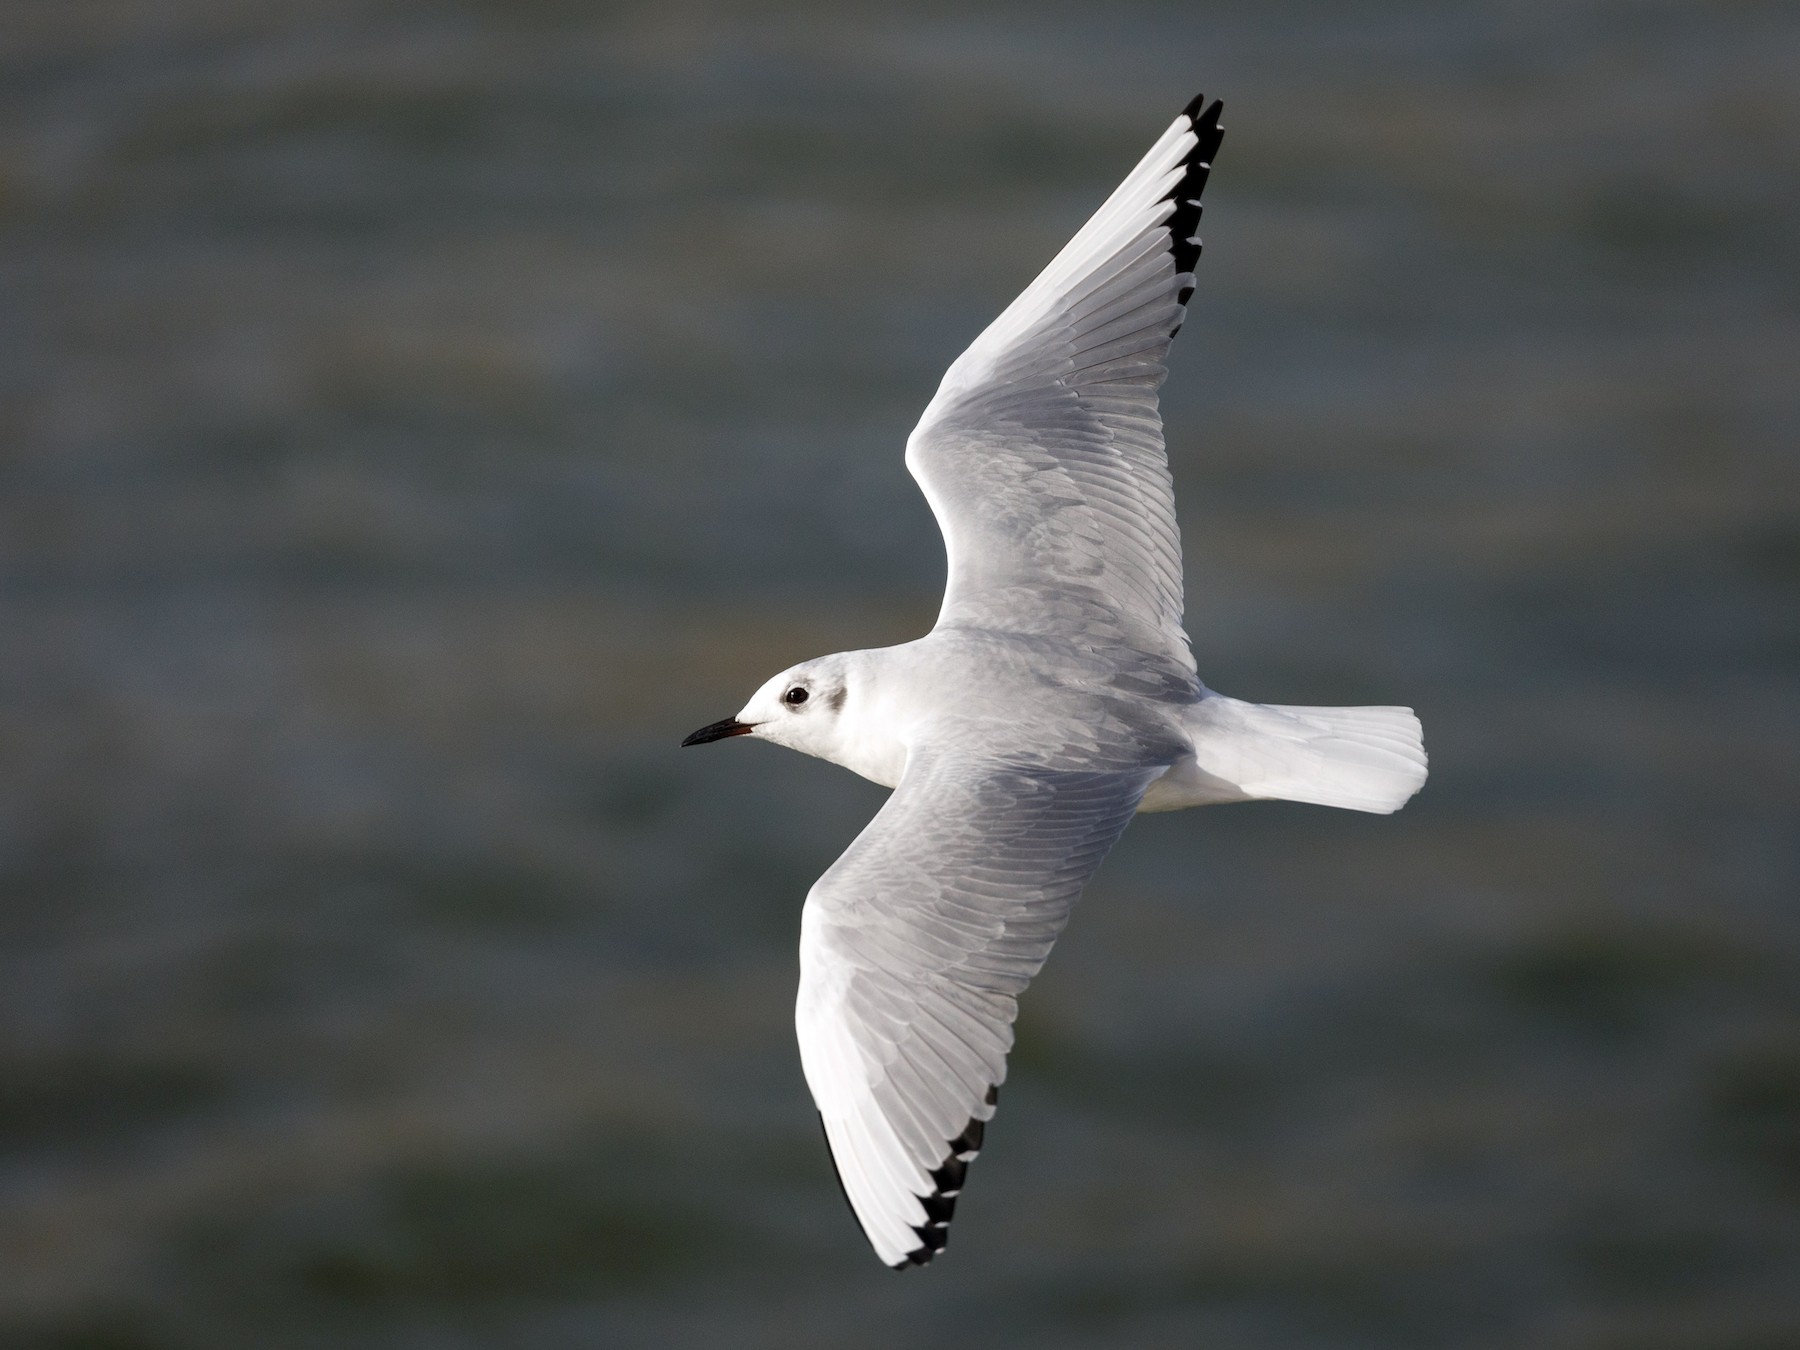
[796,746,1157,1267]
[905,95,1224,691]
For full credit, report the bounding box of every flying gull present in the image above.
[682,93,1427,1268]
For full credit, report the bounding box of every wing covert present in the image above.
[905,95,1224,689]
[795,746,1156,1267]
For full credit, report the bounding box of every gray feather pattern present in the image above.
[798,750,1157,1262]
[794,99,1231,1267]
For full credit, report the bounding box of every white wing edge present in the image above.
[797,903,999,1267]
[913,95,1220,428]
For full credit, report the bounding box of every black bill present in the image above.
[681,717,755,747]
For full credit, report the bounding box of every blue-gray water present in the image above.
[3,3,1797,1346]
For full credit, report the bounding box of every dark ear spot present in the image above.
[825,685,847,713]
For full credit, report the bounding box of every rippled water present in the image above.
[3,2,1797,1346]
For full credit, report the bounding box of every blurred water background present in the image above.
[3,2,1798,1346]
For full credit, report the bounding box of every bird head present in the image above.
[681,655,852,760]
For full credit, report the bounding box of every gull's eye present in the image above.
[783,686,809,706]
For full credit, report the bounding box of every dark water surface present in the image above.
[3,2,1797,1346]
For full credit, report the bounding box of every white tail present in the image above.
[1142,695,1428,814]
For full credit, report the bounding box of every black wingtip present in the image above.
[928,1152,967,1195]
[1166,94,1225,291]
[886,1086,1001,1271]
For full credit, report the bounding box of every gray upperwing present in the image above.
[795,745,1157,1267]
[904,96,1224,689]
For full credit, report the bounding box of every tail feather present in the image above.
[1178,695,1428,814]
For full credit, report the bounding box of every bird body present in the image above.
[732,629,1186,789]
[682,93,1427,1268]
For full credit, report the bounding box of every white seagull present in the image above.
[682,93,1427,1268]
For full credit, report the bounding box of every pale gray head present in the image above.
[681,654,852,759]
